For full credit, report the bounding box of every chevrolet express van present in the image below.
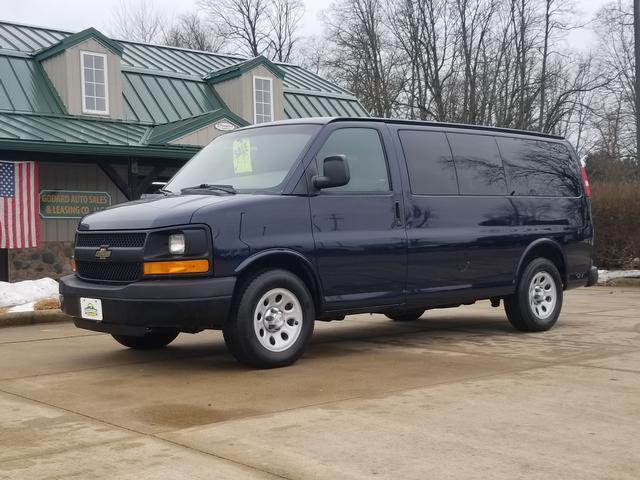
[60,118,597,368]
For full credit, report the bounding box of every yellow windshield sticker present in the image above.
[233,138,253,173]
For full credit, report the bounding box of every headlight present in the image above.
[168,233,185,255]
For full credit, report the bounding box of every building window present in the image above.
[253,76,273,124]
[81,51,109,115]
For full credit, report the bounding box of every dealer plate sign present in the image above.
[39,190,111,219]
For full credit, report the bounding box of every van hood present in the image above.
[79,194,237,230]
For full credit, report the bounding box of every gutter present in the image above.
[0,139,200,160]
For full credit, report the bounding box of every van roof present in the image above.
[259,117,566,141]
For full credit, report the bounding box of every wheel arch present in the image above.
[515,239,568,287]
[234,249,324,314]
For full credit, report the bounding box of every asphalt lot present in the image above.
[1,286,639,479]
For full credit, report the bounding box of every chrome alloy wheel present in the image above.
[528,271,557,320]
[253,288,303,352]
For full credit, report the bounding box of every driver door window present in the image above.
[316,128,390,192]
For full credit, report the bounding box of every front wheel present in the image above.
[505,258,563,332]
[112,331,179,349]
[223,269,315,368]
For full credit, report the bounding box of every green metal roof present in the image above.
[147,109,248,144]
[204,55,285,84]
[284,91,369,118]
[0,22,68,52]
[122,72,225,124]
[33,27,123,61]
[0,111,198,158]
[0,21,358,95]
[0,20,369,157]
[0,56,64,114]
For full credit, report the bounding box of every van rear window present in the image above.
[447,133,507,196]
[398,130,458,195]
[497,138,581,197]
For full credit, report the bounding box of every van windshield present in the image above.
[165,124,320,194]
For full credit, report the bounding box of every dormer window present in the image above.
[253,76,273,124]
[80,51,109,115]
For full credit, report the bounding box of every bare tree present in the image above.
[163,13,224,52]
[593,1,637,159]
[322,0,404,116]
[111,0,165,43]
[388,0,459,120]
[296,35,331,75]
[199,0,268,57]
[199,0,304,61]
[267,0,304,62]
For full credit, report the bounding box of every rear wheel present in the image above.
[112,331,179,349]
[223,269,315,368]
[505,258,563,332]
[385,309,425,322]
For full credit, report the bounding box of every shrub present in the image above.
[591,181,640,269]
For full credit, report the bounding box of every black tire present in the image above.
[505,257,563,332]
[385,309,425,322]
[223,269,315,368]
[112,331,179,349]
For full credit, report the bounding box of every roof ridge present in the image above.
[0,18,247,61]
[153,110,221,127]
[0,19,73,35]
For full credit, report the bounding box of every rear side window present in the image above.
[447,133,507,195]
[398,130,458,195]
[316,128,390,192]
[497,138,580,197]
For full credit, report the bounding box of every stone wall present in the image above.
[9,242,74,282]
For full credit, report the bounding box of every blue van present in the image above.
[60,118,597,368]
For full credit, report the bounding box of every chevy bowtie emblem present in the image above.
[95,246,112,260]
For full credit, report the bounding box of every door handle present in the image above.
[394,201,402,224]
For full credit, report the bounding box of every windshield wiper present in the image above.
[158,188,175,196]
[181,184,237,195]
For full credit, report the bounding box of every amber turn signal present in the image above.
[70,258,76,272]
[143,259,209,275]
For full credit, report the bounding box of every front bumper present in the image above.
[59,274,236,336]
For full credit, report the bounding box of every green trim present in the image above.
[121,66,202,82]
[33,27,123,61]
[147,109,249,144]
[0,109,154,125]
[204,56,285,84]
[0,138,198,159]
[283,88,361,101]
[0,49,31,58]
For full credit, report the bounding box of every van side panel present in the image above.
[190,195,315,278]
[391,124,593,307]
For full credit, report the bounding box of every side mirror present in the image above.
[312,155,350,189]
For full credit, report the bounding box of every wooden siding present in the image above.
[39,162,128,242]
[42,38,123,119]
[212,64,284,124]
[170,123,227,146]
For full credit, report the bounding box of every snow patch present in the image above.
[0,278,59,308]
[8,302,36,313]
[598,270,640,282]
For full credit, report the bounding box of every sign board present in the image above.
[215,120,236,131]
[39,190,111,219]
[232,138,253,173]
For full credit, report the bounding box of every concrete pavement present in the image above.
[0,286,639,479]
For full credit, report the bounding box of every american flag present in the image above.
[0,161,40,249]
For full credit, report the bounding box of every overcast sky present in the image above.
[1,0,610,50]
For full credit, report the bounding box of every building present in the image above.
[0,21,368,282]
